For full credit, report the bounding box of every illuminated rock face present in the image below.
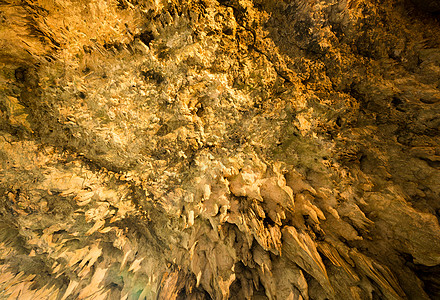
[1,0,440,299]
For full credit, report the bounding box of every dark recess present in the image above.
[14,67,27,83]
[409,0,440,14]
[138,30,154,46]
[141,70,165,84]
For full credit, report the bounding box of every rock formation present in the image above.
[1,0,440,299]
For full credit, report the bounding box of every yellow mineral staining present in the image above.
[1,0,440,299]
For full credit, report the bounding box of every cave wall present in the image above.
[1,0,440,299]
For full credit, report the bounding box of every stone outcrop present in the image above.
[1,0,440,299]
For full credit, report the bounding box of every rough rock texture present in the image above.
[1,0,440,299]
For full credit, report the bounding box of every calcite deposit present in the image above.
[1,0,440,299]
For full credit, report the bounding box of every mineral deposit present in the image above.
[0,0,440,299]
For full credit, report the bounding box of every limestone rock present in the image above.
[1,0,440,299]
